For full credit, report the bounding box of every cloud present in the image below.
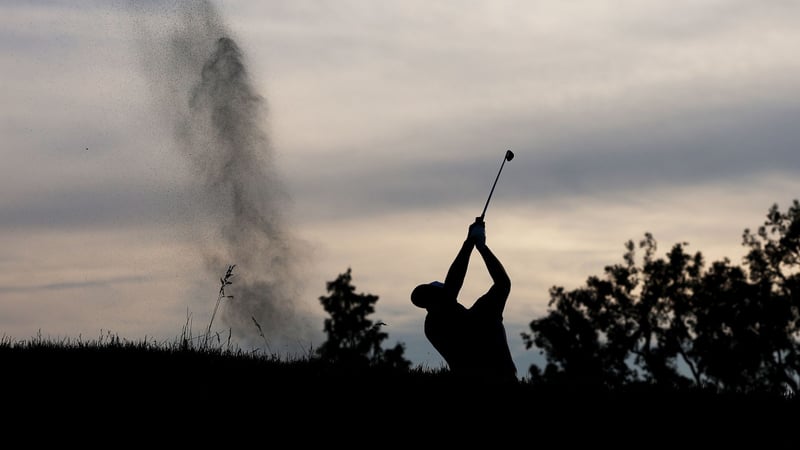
[212,0,800,226]
[281,96,800,222]
[0,275,149,294]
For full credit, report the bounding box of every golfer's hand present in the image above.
[468,219,486,248]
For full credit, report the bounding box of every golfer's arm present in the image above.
[444,240,473,295]
[477,245,510,294]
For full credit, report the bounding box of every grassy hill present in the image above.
[2,333,796,446]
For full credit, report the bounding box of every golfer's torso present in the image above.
[425,304,494,369]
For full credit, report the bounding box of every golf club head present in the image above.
[505,150,514,161]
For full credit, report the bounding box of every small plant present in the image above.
[252,315,272,354]
[203,264,236,350]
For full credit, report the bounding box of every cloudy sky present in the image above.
[2,0,800,377]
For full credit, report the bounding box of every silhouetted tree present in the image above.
[740,200,800,392]
[690,258,765,390]
[317,267,411,371]
[523,235,699,389]
[524,200,800,394]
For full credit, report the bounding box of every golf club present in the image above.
[478,149,514,222]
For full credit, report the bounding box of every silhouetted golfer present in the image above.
[411,218,517,383]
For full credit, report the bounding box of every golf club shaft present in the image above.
[480,157,508,221]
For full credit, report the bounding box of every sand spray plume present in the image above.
[133,1,315,353]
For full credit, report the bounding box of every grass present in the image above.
[1,328,797,447]
[3,329,795,401]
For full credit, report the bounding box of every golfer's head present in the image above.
[411,281,449,309]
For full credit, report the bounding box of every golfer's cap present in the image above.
[429,281,444,288]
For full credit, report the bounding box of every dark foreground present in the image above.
[2,343,796,447]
